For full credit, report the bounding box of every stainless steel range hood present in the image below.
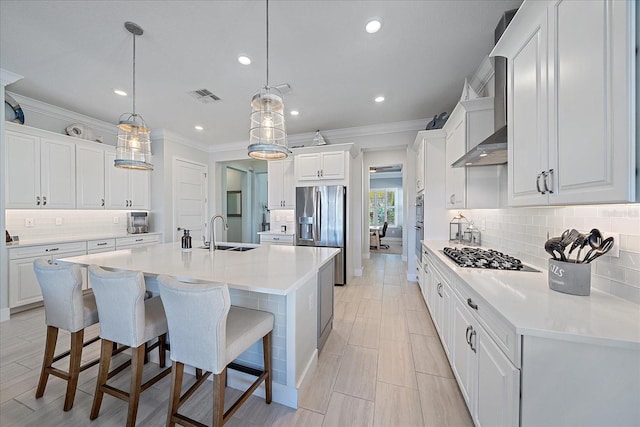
[452,9,517,168]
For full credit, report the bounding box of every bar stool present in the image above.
[33,258,100,411]
[88,265,171,427]
[157,275,274,427]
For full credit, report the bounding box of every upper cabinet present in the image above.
[493,0,637,206]
[443,97,500,209]
[76,144,107,209]
[267,158,295,209]
[5,128,76,209]
[105,151,150,210]
[414,134,425,193]
[296,151,345,182]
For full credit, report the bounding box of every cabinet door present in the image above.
[105,151,129,208]
[320,151,345,180]
[76,145,106,209]
[128,170,150,210]
[440,280,452,358]
[281,158,296,208]
[507,18,549,206]
[452,295,477,413]
[296,154,321,181]
[40,138,76,209]
[548,0,635,204]
[267,160,285,209]
[9,256,45,307]
[5,131,40,208]
[445,118,466,209]
[416,140,425,192]
[476,328,520,427]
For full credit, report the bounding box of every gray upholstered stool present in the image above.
[88,265,171,427]
[157,275,274,427]
[33,258,100,411]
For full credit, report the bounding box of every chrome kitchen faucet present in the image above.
[206,215,228,251]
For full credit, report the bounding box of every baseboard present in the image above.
[0,307,9,323]
[296,348,318,390]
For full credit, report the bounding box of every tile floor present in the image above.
[0,252,472,426]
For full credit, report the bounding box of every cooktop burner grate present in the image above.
[441,247,539,272]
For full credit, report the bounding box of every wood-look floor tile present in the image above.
[271,407,324,427]
[334,300,360,322]
[379,313,409,342]
[382,285,401,298]
[298,352,341,414]
[416,372,473,427]
[381,296,404,315]
[360,284,384,300]
[406,309,437,336]
[377,339,417,389]
[322,320,353,356]
[333,346,378,401]
[373,381,424,427]
[356,299,382,320]
[322,391,374,427]
[409,334,453,378]
[348,317,380,349]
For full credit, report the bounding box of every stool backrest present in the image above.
[33,258,85,332]
[88,265,147,347]
[157,275,230,373]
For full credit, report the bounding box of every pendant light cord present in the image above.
[265,0,269,87]
[132,30,137,115]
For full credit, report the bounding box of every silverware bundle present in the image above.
[544,228,614,264]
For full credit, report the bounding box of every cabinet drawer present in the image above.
[87,238,116,252]
[9,241,87,260]
[260,234,294,245]
[454,278,520,367]
[116,234,160,248]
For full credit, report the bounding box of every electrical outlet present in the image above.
[113,217,119,224]
[25,218,34,227]
[55,217,63,226]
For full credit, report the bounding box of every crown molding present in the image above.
[150,128,210,152]
[7,92,117,136]
[1,69,23,86]
[210,118,428,154]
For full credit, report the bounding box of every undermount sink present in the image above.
[198,245,256,252]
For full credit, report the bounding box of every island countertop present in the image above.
[58,242,340,296]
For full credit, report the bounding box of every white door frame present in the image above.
[172,157,209,244]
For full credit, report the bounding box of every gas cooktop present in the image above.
[441,247,539,272]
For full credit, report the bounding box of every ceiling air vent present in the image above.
[189,89,221,103]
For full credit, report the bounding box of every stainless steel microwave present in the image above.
[127,212,149,234]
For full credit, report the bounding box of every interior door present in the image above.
[174,159,208,244]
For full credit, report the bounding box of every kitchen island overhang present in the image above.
[58,243,341,409]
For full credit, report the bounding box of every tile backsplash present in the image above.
[269,210,295,233]
[458,204,640,304]
[6,210,128,243]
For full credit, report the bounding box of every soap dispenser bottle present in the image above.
[182,229,191,252]
[186,230,192,250]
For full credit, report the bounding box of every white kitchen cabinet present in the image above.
[115,233,161,249]
[259,233,295,246]
[105,151,150,210]
[8,241,87,308]
[442,97,498,209]
[494,0,637,206]
[296,151,345,181]
[86,238,116,289]
[267,158,295,209]
[414,134,425,193]
[5,129,76,209]
[76,144,107,209]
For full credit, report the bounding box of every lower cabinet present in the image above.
[317,258,335,351]
[259,233,295,246]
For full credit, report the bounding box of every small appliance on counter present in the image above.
[127,212,149,234]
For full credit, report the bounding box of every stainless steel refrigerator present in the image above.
[295,185,346,285]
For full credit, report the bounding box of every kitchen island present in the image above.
[58,242,340,409]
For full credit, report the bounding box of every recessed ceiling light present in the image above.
[365,18,383,34]
[479,152,488,157]
[238,56,251,65]
[195,125,204,131]
[114,89,127,96]
[374,96,385,103]
[290,110,299,116]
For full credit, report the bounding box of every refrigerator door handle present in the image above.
[314,189,322,242]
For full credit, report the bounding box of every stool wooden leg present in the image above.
[35,326,58,399]
[126,344,146,427]
[63,329,84,411]
[144,342,149,364]
[167,361,184,427]
[158,334,167,368]
[263,332,272,404]
[90,339,114,420]
[212,369,226,427]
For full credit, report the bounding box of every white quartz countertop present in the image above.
[6,232,163,248]
[423,240,640,349]
[58,242,340,296]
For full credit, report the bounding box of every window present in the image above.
[369,189,397,227]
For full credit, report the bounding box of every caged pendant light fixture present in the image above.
[248,0,290,160]
[115,21,153,170]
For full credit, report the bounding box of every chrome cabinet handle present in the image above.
[36,196,41,206]
[437,283,443,298]
[545,169,554,194]
[45,247,59,252]
[317,170,320,177]
[449,194,455,204]
[540,171,548,194]
[42,196,47,206]
[135,238,143,242]
[470,329,477,353]
[97,242,108,246]
[101,198,105,207]
[467,298,478,310]
[321,170,324,177]
[465,325,472,345]
[536,173,543,193]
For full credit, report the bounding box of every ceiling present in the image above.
[0,0,521,148]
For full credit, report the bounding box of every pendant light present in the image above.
[248,0,290,160]
[115,21,153,170]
